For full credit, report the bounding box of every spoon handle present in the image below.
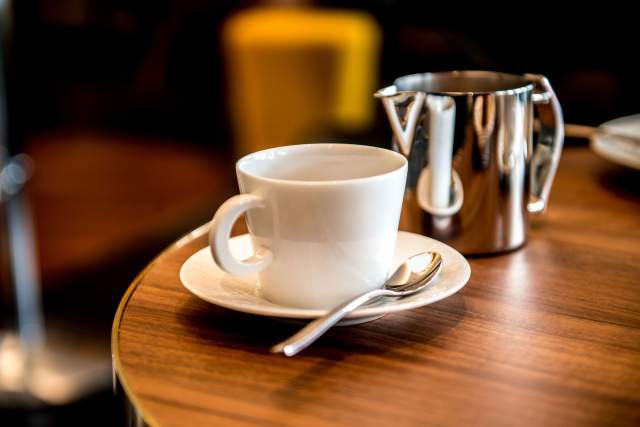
[270,288,395,357]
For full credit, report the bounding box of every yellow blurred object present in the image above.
[223,7,381,157]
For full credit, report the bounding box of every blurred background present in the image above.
[0,0,637,425]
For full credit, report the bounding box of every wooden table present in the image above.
[112,147,640,426]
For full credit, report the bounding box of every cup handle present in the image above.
[209,194,273,276]
[525,73,565,214]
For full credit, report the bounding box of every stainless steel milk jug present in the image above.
[376,71,564,254]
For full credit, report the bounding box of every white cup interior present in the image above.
[237,144,406,182]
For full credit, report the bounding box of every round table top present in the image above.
[112,147,640,427]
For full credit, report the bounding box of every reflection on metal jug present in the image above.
[376,71,564,255]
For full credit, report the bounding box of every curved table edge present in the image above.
[111,222,212,427]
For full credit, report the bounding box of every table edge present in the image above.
[111,222,212,427]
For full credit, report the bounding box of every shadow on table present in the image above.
[597,165,640,200]
[176,293,466,356]
[176,293,466,398]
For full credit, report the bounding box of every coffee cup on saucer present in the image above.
[209,143,407,310]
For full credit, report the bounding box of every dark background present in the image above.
[9,1,637,147]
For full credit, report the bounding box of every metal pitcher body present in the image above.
[376,71,564,255]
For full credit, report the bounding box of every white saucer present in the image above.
[591,114,640,170]
[179,231,470,323]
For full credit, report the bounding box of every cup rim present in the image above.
[236,143,407,186]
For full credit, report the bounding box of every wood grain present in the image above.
[113,147,640,427]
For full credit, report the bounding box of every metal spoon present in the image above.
[270,251,443,357]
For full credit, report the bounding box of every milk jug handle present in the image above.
[525,74,564,214]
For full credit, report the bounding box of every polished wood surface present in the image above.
[113,147,640,426]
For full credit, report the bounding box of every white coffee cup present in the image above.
[209,143,407,309]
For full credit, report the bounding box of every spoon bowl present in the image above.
[386,251,443,293]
